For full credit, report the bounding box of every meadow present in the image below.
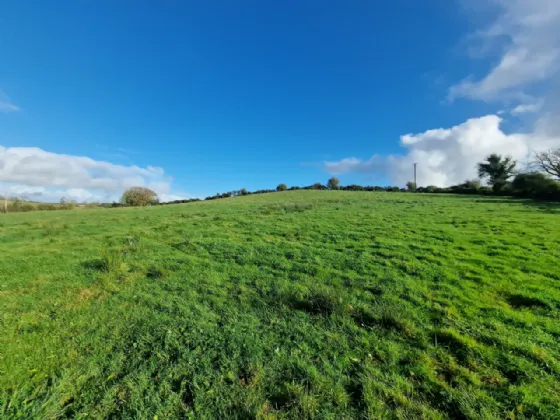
[0,191,559,419]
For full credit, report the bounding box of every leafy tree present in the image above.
[240,188,248,196]
[477,154,516,192]
[121,187,158,206]
[532,149,560,180]
[276,183,288,192]
[406,181,417,192]
[312,182,322,190]
[327,177,340,190]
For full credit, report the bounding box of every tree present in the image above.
[240,188,248,196]
[532,149,560,180]
[312,182,322,190]
[121,187,158,206]
[276,183,287,192]
[406,181,417,192]
[477,154,516,192]
[327,177,340,190]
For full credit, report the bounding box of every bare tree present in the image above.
[532,149,560,180]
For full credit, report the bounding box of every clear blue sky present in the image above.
[2,0,533,200]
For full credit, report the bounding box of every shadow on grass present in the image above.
[82,259,104,271]
[425,193,560,214]
[505,293,551,310]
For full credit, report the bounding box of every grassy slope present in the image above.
[0,191,559,419]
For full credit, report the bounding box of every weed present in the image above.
[100,247,127,277]
[147,265,168,279]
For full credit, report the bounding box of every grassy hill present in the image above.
[1,191,559,419]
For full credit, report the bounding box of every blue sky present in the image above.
[1,0,559,201]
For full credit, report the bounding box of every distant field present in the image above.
[1,191,559,419]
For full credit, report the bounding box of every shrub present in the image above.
[276,184,288,192]
[406,181,417,192]
[425,185,438,193]
[343,184,363,191]
[37,204,57,211]
[7,199,35,212]
[512,172,560,200]
[121,187,158,206]
[463,179,481,190]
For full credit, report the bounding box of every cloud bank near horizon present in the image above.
[325,115,559,187]
[0,146,186,202]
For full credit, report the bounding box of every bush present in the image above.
[424,185,438,193]
[406,181,417,192]
[121,187,158,206]
[463,179,481,190]
[512,172,560,200]
[384,186,400,192]
[276,184,288,192]
[343,184,363,191]
[37,203,57,211]
[9,203,34,212]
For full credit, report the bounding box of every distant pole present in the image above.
[414,163,417,187]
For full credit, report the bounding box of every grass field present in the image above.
[1,191,559,419]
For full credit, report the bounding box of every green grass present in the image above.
[1,191,559,419]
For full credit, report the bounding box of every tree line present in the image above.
[3,149,559,212]
[124,149,560,206]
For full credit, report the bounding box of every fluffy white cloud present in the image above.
[2,184,110,203]
[324,115,560,187]
[0,90,19,112]
[0,146,176,202]
[449,0,560,101]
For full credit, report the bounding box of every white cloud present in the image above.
[449,0,560,101]
[511,101,543,115]
[0,146,178,202]
[0,90,19,112]
[324,115,560,187]
[2,184,110,203]
[159,193,191,202]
